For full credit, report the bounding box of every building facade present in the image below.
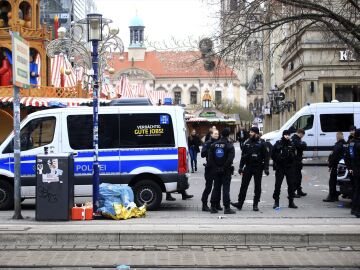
[276,29,360,128]
[111,15,242,113]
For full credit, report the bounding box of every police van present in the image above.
[0,105,189,210]
[262,102,360,157]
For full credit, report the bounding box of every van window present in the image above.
[67,114,120,150]
[320,114,354,132]
[291,114,314,131]
[3,117,56,154]
[120,113,175,148]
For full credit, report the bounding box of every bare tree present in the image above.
[211,0,360,68]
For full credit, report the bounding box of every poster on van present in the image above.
[120,113,175,148]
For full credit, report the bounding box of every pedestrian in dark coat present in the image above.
[324,132,345,202]
[188,129,201,173]
[291,129,307,197]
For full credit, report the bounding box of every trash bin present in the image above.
[35,153,74,221]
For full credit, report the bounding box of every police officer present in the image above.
[231,127,269,211]
[347,125,356,144]
[201,129,220,212]
[271,130,298,209]
[291,128,307,197]
[208,128,236,214]
[324,132,345,202]
[345,129,360,217]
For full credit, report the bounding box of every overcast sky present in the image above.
[94,0,219,50]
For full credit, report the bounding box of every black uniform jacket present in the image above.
[345,138,360,172]
[291,134,307,165]
[239,137,269,171]
[271,138,296,169]
[207,137,235,172]
[328,139,345,169]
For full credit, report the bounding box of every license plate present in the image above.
[336,186,340,192]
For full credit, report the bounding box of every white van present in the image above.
[0,105,189,210]
[261,102,360,157]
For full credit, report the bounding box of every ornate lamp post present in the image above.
[46,14,124,215]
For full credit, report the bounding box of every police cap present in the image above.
[250,127,259,134]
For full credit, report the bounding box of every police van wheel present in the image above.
[0,180,14,210]
[133,180,162,211]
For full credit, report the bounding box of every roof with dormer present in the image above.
[111,51,238,79]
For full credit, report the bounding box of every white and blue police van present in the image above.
[0,105,189,210]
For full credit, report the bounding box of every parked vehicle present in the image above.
[262,102,360,157]
[0,105,189,210]
[337,160,353,199]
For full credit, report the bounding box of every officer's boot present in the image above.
[202,202,211,212]
[224,206,236,214]
[253,201,259,212]
[273,199,279,209]
[166,193,176,201]
[210,205,218,214]
[230,201,243,210]
[288,199,298,209]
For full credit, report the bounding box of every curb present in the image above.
[1,232,359,246]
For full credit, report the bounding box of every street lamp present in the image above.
[46,14,124,216]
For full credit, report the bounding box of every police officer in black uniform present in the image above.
[324,132,345,202]
[272,130,298,209]
[201,129,220,212]
[231,127,270,211]
[291,128,307,197]
[208,128,236,214]
[345,129,360,217]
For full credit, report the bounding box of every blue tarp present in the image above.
[98,183,134,216]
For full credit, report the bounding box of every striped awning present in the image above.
[0,97,110,107]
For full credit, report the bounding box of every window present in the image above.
[323,84,332,102]
[335,84,360,102]
[320,114,354,132]
[190,91,197,104]
[3,117,56,154]
[174,92,181,105]
[215,91,222,104]
[120,113,175,148]
[67,114,120,150]
[291,114,314,131]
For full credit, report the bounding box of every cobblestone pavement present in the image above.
[0,249,359,268]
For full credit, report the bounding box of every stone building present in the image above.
[278,29,360,127]
[111,15,242,113]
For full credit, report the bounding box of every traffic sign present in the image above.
[11,32,29,89]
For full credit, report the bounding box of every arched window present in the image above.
[0,1,11,27]
[156,86,166,92]
[19,1,31,28]
[30,48,40,86]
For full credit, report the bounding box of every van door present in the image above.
[1,115,59,195]
[317,110,354,156]
[66,114,120,195]
[289,114,316,157]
